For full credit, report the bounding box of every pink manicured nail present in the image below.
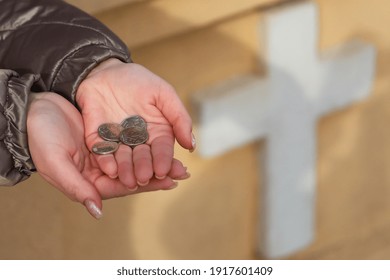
[155,174,166,180]
[167,181,179,190]
[137,180,149,187]
[84,199,103,219]
[190,133,196,153]
[128,185,139,192]
[176,172,191,180]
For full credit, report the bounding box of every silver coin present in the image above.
[92,141,119,155]
[98,123,122,141]
[119,126,149,147]
[121,115,147,129]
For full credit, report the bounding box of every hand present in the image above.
[76,59,195,187]
[27,92,189,218]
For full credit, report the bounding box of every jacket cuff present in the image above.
[50,43,131,104]
[0,0,131,105]
[0,70,39,185]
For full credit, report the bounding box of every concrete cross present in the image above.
[193,2,376,258]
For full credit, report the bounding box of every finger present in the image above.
[168,158,191,180]
[115,144,137,189]
[95,176,136,199]
[95,154,118,179]
[151,135,174,179]
[157,84,194,151]
[128,176,179,193]
[42,155,103,219]
[95,176,175,199]
[86,132,119,179]
[137,177,178,192]
[132,144,154,186]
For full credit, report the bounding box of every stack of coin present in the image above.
[92,115,149,155]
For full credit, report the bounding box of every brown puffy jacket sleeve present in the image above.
[0,0,131,185]
[0,70,40,185]
[0,0,131,103]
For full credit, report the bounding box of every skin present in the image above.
[27,92,190,218]
[76,59,194,188]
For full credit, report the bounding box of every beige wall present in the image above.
[294,0,390,259]
[1,0,390,259]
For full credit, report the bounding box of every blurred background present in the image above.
[1,0,390,259]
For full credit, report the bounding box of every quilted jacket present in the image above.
[0,0,130,185]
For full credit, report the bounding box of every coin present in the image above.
[121,115,147,129]
[119,126,149,147]
[98,123,122,141]
[92,141,119,155]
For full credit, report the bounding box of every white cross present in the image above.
[193,2,376,258]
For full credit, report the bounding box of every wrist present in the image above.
[27,92,47,110]
[88,58,125,76]
[75,58,125,107]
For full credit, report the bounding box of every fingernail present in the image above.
[176,172,191,180]
[155,174,166,180]
[137,180,149,187]
[167,181,179,190]
[190,133,196,153]
[165,181,179,191]
[109,174,118,179]
[128,185,139,192]
[84,199,103,219]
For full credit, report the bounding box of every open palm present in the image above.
[27,92,188,218]
[76,59,194,187]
